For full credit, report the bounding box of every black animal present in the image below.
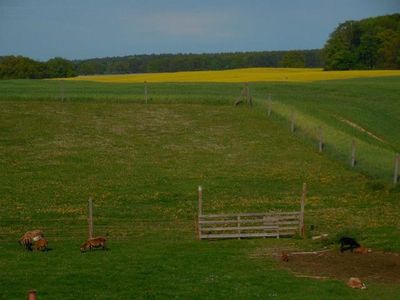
[339,237,360,252]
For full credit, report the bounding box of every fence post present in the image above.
[88,197,93,239]
[318,127,324,153]
[59,81,65,102]
[290,112,296,133]
[144,81,148,104]
[197,186,202,239]
[28,289,37,300]
[246,83,252,106]
[350,140,356,168]
[237,215,241,240]
[267,94,272,117]
[299,182,307,238]
[394,153,400,185]
[235,84,244,106]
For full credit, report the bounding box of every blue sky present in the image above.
[0,0,399,60]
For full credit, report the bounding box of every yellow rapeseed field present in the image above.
[65,68,400,83]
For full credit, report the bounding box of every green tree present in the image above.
[323,21,360,70]
[324,14,400,70]
[46,57,77,78]
[0,56,45,79]
[357,34,380,69]
[376,29,400,69]
[78,61,104,75]
[279,51,306,68]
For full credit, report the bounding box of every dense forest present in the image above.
[0,56,77,79]
[0,50,322,79]
[74,49,322,75]
[323,13,400,70]
[1,13,399,79]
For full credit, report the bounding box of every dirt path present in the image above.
[278,250,400,284]
[335,115,386,143]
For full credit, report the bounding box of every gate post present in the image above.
[88,197,93,239]
[299,182,307,238]
[197,186,203,239]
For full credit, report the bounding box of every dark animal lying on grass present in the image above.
[19,230,44,251]
[339,237,360,252]
[80,237,107,252]
[281,252,289,262]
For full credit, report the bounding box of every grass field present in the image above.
[1,73,400,299]
[63,67,400,83]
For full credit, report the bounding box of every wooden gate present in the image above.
[197,183,306,240]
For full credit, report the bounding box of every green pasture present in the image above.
[0,77,399,299]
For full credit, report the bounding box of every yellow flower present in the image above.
[63,68,400,83]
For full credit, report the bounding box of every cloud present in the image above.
[136,11,234,38]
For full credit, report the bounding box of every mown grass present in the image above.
[251,77,400,180]
[1,77,398,180]
[0,77,400,299]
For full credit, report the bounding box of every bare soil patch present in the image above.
[279,250,400,284]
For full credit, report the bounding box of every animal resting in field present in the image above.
[347,277,366,289]
[80,237,107,252]
[32,238,48,251]
[281,252,289,262]
[19,230,44,251]
[339,237,360,253]
[353,246,368,254]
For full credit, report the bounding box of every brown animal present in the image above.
[354,246,368,254]
[281,252,289,262]
[19,230,44,251]
[80,237,107,252]
[347,277,366,289]
[32,238,48,251]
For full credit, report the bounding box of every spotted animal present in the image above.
[19,230,44,251]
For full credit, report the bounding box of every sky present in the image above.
[0,0,399,61]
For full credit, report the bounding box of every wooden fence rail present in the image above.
[197,184,306,240]
[199,213,300,239]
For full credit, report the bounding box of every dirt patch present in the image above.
[278,250,400,284]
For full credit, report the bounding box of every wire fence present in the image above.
[257,97,399,183]
[0,217,196,243]
[1,82,398,245]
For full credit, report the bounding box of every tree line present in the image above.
[73,50,322,75]
[323,13,400,70]
[0,49,322,79]
[0,56,77,79]
[1,13,399,79]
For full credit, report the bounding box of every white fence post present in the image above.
[88,197,93,239]
[299,183,307,238]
